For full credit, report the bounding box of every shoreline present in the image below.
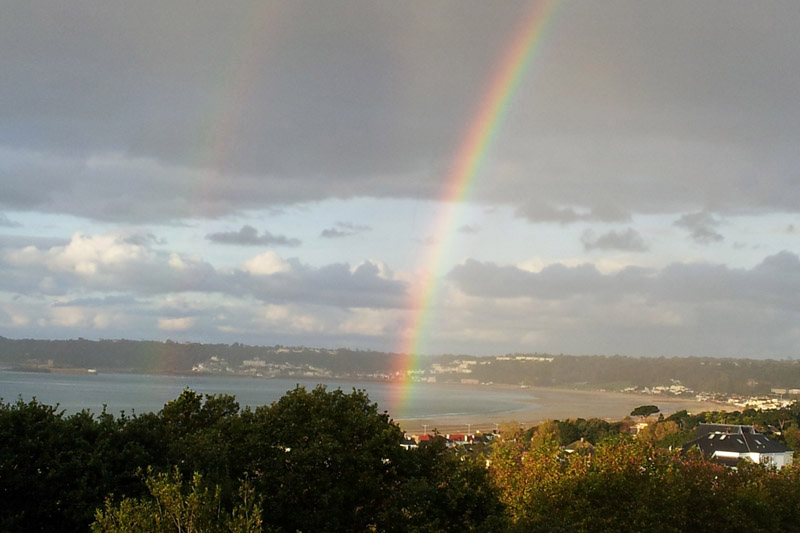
[3,369,741,431]
[394,385,738,434]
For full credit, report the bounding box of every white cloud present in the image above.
[242,251,291,276]
[157,317,196,331]
[0,306,29,327]
[49,306,88,328]
[255,304,322,333]
[338,308,400,337]
[516,258,547,274]
[92,312,114,329]
[168,253,188,270]
[6,232,153,275]
[263,304,290,321]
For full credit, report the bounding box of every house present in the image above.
[414,433,434,444]
[445,433,471,447]
[400,435,418,450]
[563,437,595,455]
[681,423,794,469]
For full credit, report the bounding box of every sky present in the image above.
[2,0,800,358]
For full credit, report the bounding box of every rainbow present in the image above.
[191,3,280,214]
[392,0,560,416]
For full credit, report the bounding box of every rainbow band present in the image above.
[192,3,280,214]
[392,0,560,415]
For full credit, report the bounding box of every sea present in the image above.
[0,370,536,422]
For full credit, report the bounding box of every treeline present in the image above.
[0,336,396,375]
[493,431,800,532]
[498,403,800,531]
[518,402,800,454]
[4,388,800,531]
[3,335,800,395]
[462,354,800,395]
[1,387,500,532]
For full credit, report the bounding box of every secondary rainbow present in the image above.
[191,3,280,213]
[392,0,560,415]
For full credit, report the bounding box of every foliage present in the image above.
[636,420,680,446]
[6,385,800,532]
[490,434,800,532]
[1,385,508,531]
[92,467,262,533]
[0,398,121,531]
[241,385,407,531]
[384,436,506,532]
[631,404,660,418]
[523,417,624,448]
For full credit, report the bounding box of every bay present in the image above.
[0,370,536,421]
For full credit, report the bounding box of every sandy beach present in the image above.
[396,385,737,434]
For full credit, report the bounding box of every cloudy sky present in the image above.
[2,0,800,358]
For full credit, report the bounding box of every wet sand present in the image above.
[395,385,736,434]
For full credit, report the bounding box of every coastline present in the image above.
[3,369,740,432]
[395,385,738,434]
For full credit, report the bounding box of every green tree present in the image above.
[159,390,247,497]
[783,422,800,453]
[385,436,505,532]
[630,405,660,419]
[246,385,405,532]
[91,468,262,532]
[637,420,680,446]
[530,419,562,448]
[0,398,120,531]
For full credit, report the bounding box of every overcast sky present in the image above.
[2,0,800,358]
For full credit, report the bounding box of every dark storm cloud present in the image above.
[121,233,166,246]
[320,222,371,239]
[450,251,800,309]
[674,211,724,244]
[206,225,301,247]
[2,2,800,222]
[320,228,350,239]
[0,234,69,251]
[449,259,651,300]
[446,251,800,356]
[235,261,404,308]
[581,228,648,252]
[514,201,632,225]
[52,295,141,307]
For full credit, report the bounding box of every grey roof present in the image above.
[695,423,757,437]
[682,430,792,456]
[564,438,595,454]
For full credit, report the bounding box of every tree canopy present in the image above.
[631,404,660,418]
[4,388,800,532]
[1,386,503,532]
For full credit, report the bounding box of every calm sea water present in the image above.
[0,371,536,421]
